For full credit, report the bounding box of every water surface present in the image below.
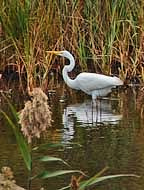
[0,85,144,190]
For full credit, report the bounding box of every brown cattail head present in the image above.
[19,88,52,143]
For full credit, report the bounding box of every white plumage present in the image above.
[47,50,123,100]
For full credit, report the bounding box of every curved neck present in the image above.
[62,54,78,89]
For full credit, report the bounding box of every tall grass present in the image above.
[0,0,144,91]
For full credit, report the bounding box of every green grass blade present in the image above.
[33,143,65,150]
[79,174,140,190]
[31,170,85,180]
[57,185,71,190]
[1,110,31,171]
[33,142,82,151]
[2,94,19,122]
[38,156,70,167]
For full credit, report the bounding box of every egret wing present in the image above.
[75,73,122,93]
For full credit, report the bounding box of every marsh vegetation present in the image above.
[0,0,144,189]
[0,0,144,91]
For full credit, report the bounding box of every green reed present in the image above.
[0,0,144,91]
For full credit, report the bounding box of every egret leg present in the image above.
[95,98,99,123]
[99,98,102,123]
[84,102,90,125]
[92,97,98,124]
[91,99,94,124]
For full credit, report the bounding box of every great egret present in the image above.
[47,50,123,100]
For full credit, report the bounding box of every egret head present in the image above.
[47,50,73,59]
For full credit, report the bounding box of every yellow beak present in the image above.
[46,51,62,55]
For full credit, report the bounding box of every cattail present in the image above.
[19,88,52,143]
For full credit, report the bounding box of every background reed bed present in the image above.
[0,0,144,91]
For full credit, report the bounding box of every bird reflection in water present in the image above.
[62,98,122,142]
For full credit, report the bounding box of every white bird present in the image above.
[47,50,123,100]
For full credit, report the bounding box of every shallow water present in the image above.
[0,84,144,190]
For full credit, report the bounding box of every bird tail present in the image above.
[113,76,123,86]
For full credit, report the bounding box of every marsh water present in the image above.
[0,83,144,190]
